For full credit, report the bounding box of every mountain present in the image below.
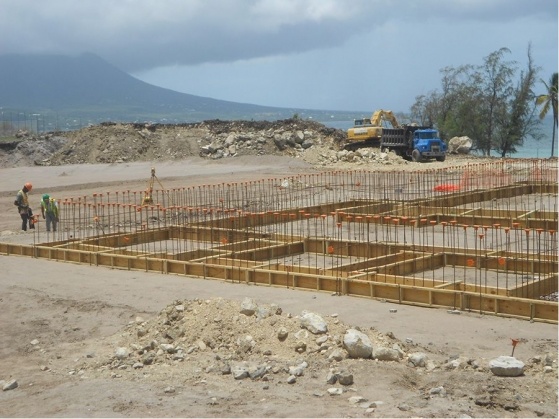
[0,53,351,126]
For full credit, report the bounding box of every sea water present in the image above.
[322,116,558,159]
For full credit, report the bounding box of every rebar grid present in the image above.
[19,159,558,304]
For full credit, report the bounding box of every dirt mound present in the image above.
[0,119,498,170]
[82,297,395,371]
[0,119,345,168]
[0,119,488,170]
[68,297,557,418]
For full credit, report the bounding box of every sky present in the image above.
[1,0,557,113]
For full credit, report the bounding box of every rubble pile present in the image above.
[0,119,414,168]
[77,297,556,399]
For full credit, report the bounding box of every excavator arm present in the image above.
[346,109,401,149]
[370,110,400,128]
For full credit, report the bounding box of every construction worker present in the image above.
[14,182,35,231]
[40,194,59,232]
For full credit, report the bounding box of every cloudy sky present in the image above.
[1,0,557,113]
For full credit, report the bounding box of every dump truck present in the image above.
[381,126,447,162]
[346,109,399,149]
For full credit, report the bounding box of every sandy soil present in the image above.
[0,154,557,418]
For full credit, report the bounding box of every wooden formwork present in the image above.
[1,179,557,323]
[1,240,556,323]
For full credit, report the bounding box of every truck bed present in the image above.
[380,126,431,147]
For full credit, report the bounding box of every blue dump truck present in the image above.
[381,126,447,162]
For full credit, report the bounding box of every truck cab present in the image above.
[411,129,447,162]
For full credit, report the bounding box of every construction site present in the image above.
[1,159,557,323]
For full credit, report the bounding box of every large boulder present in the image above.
[448,136,472,154]
[343,328,373,359]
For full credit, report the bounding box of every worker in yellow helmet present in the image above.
[40,194,59,232]
[14,182,35,231]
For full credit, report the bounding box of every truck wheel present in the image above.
[411,149,422,162]
[436,155,446,162]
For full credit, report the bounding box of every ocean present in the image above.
[321,117,558,159]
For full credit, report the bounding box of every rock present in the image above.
[232,364,249,380]
[326,369,338,384]
[200,144,216,155]
[343,329,373,359]
[294,341,307,353]
[398,403,411,411]
[429,386,446,396]
[448,136,472,154]
[301,139,314,149]
[2,380,18,391]
[328,348,346,362]
[160,343,175,353]
[348,396,366,404]
[316,335,328,345]
[270,304,282,315]
[240,297,258,316]
[444,359,462,370]
[237,335,255,353]
[277,327,289,341]
[288,361,308,377]
[220,363,231,375]
[300,310,328,334]
[408,352,428,368]
[114,347,129,360]
[475,396,493,407]
[327,387,343,395]
[256,306,272,320]
[142,352,156,365]
[248,364,267,380]
[489,356,525,377]
[273,136,288,151]
[224,134,237,146]
[373,346,401,361]
[337,369,354,386]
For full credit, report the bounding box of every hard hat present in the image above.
[42,194,50,200]
[24,182,32,191]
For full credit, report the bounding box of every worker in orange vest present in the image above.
[14,182,35,231]
[40,194,59,232]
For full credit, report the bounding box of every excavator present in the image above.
[345,109,400,150]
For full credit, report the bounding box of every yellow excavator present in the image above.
[346,109,401,150]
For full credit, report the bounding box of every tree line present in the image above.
[410,46,558,158]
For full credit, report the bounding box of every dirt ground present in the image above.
[0,123,557,418]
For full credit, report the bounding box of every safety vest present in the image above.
[41,198,59,215]
[16,190,29,207]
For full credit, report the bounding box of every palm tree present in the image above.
[535,72,558,157]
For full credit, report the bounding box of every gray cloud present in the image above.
[1,0,556,111]
[1,0,555,72]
